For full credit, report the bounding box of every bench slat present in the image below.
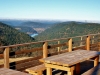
[26,64,45,72]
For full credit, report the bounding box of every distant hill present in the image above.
[0,22,35,46]
[0,19,60,26]
[35,22,100,41]
[0,19,61,33]
[0,19,26,26]
[14,21,56,33]
[14,26,37,35]
[19,21,54,28]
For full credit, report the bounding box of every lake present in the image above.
[30,33,38,37]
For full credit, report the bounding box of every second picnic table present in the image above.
[39,50,99,75]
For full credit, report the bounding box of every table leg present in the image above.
[94,56,99,67]
[67,66,75,75]
[75,63,80,75]
[68,70,74,75]
[47,67,52,75]
[37,71,42,75]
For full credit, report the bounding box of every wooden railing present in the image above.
[0,33,100,71]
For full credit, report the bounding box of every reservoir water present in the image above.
[30,33,38,37]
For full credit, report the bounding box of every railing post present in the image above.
[86,36,90,50]
[92,36,94,44]
[57,41,60,53]
[80,36,83,46]
[68,38,72,52]
[4,47,10,68]
[43,41,48,58]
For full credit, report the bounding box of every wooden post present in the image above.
[43,42,48,58]
[4,47,10,68]
[86,36,90,50]
[68,38,72,52]
[47,67,52,75]
[92,36,94,44]
[57,41,60,53]
[80,36,83,46]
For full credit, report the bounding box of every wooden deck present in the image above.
[0,33,100,75]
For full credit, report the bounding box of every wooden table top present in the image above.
[0,68,31,75]
[40,50,100,67]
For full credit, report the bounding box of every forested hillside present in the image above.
[35,22,100,41]
[0,22,34,46]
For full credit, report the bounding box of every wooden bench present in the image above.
[0,68,31,75]
[25,64,46,75]
[82,65,100,75]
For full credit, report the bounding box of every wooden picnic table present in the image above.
[0,68,31,75]
[39,50,100,75]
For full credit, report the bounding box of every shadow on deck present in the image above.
[50,59,100,75]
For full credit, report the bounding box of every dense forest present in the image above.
[35,22,100,41]
[0,22,35,46]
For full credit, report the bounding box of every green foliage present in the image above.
[35,22,100,41]
[0,22,35,46]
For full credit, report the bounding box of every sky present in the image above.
[0,0,100,21]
